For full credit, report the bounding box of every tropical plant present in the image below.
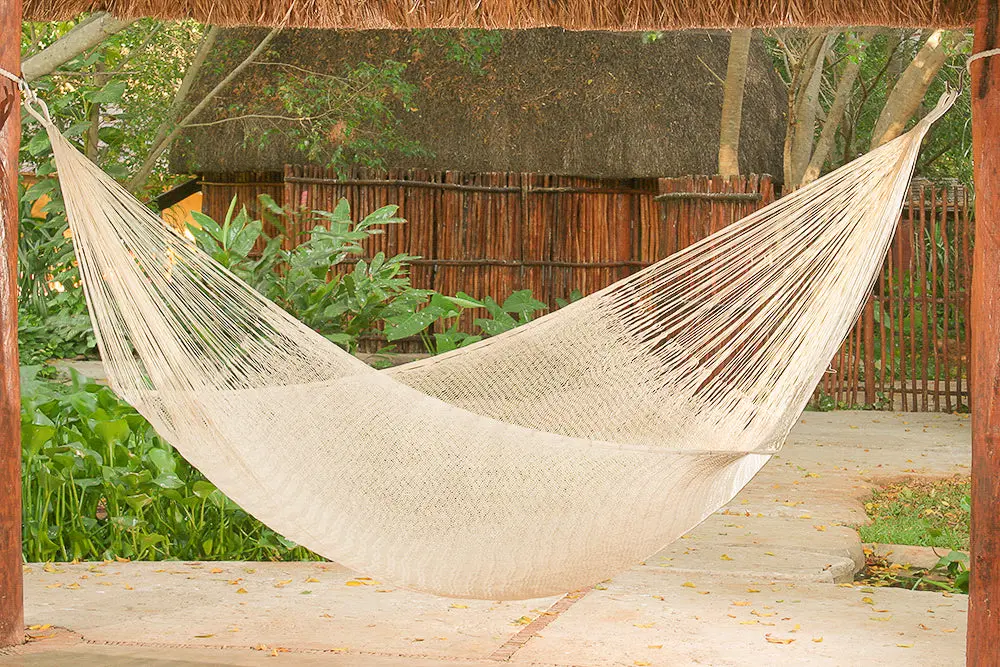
[20,366,317,562]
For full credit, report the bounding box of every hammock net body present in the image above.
[33,92,954,600]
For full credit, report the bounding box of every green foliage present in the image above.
[188,196,550,354]
[244,60,427,172]
[18,308,95,365]
[16,175,97,364]
[859,477,970,551]
[20,366,318,562]
[764,29,973,185]
[922,550,970,594]
[412,30,503,75]
[21,18,206,193]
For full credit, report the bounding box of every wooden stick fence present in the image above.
[202,169,972,412]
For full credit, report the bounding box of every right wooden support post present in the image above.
[968,0,1000,664]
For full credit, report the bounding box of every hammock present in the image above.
[25,90,954,600]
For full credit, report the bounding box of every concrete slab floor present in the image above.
[1,411,971,666]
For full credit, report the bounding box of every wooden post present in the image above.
[863,298,876,406]
[0,0,24,649]
[968,0,1000,664]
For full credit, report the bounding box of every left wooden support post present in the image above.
[0,0,24,649]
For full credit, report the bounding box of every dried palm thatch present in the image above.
[22,0,974,29]
[170,29,787,179]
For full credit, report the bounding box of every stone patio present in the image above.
[1,411,971,666]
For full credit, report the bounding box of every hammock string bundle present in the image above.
[19,87,956,600]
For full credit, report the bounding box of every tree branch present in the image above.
[801,29,876,185]
[21,13,138,82]
[126,26,219,192]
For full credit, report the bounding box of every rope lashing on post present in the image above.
[0,67,52,124]
[968,48,1000,72]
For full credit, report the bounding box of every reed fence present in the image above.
[201,170,971,412]
[817,185,973,412]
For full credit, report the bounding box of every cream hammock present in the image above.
[27,89,954,600]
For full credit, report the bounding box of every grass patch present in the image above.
[859,476,970,551]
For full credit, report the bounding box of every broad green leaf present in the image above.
[190,210,225,241]
[152,473,185,489]
[147,448,176,475]
[94,419,131,446]
[27,132,51,157]
[125,493,153,512]
[88,80,127,104]
[22,423,56,456]
[384,306,445,341]
[192,480,218,499]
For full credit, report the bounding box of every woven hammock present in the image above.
[25,91,954,600]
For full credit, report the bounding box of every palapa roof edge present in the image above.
[23,0,976,29]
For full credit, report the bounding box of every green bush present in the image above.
[20,366,317,562]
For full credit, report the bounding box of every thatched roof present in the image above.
[170,29,787,180]
[23,0,974,29]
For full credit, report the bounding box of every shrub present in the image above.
[20,366,317,562]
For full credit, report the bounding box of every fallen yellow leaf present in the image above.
[450,603,468,609]
[513,616,533,626]
[870,616,892,622]
[194,634,214,638]
[210,568,223,574]
[28,624,51,631]
[682,581,696,588]
[720,554,733,561]
[765,635,795,645]
[345,581,363,587]
[305,577,319,583]
[274,579,293,588]
[732,601,751,607]
[647,644,662,649]
[861,596,874,605]
[236,587,248,594]
[812,637,823,643]
[634,623,655,628]
[897,644,913,648]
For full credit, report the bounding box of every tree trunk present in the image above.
[783,31,833,189]
[870,30,952,148]
[718,29,752,179]
[21,12,136,82]
[801,29,876,185]
[85,61,106,162]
